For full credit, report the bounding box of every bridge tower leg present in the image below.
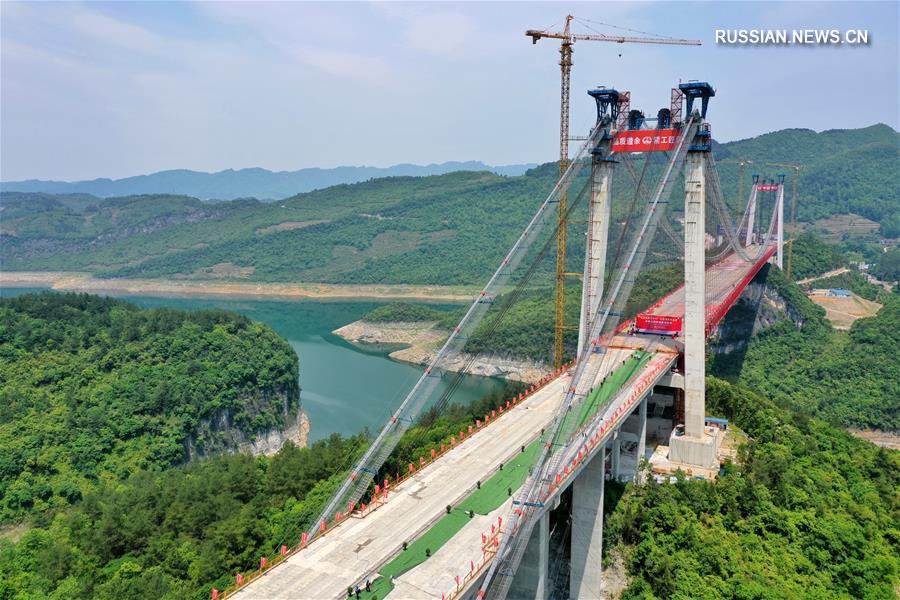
[744,185,758,247]
[579,87,620,357]
[668,108,718,469]
[775,184,785,269]
[682,148,706,440]
[578,156,613,356]
[570,444,606,599]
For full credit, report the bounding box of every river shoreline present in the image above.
[0,271,474,303]
[333,319,550,384]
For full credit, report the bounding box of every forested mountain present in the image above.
[606,378,899,599]
[0,293,299,522]
[712,266,900,431]
[0,161,537,201]
[1,124,896,284]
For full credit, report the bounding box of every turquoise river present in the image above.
[1,288,506,443]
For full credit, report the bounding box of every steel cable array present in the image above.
[308,127,606,539]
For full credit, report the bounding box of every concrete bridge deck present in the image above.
[234,349,634,600]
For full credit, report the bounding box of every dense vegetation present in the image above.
[788,232,847,281]
[0,293,298,522]
[362,302,454,323]
[871,247,900,282]
[0,383,522,599]
[606,377,900,599]
[711,266,899,431]
[3,125,896,284]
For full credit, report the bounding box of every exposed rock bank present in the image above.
[186,390,309,460]
[334,320,550,384]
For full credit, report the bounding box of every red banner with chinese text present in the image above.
[611,128,679,153]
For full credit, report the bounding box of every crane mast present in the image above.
[527,15,700,368]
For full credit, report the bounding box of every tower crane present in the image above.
[767,162,802,280]
[526,15,700,368]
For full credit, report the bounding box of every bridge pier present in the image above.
[636,396,648,482]
[611,430,621,481]
[570,444,606,599]
[509,511,551,600]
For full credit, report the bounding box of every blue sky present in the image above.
[1,1,897,181]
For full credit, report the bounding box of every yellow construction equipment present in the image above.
[526,15,700,367]
[768,162,802,280]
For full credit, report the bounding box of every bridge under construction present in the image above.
[219,80,789,600]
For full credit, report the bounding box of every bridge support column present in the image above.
[636,396,648,482]
[571,444,605,599]
[611,430,621,481]
[579,157,613,357]
[669,147,718,469]
[509,512,550,600]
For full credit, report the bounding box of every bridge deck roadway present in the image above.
[233,349,633,600]
[645,245,770,320]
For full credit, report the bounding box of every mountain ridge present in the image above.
[1,161,538,201]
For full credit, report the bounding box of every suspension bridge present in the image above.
[218,81,787,600]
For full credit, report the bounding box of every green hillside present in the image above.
[2,125,897,284]
[0,292,299,522]
[711,266,900,431]
[606,378,899,599]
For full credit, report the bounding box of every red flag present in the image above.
[409,463,414,473]
[212,589,219,600]
[280,544,287,556]
[471,560,475,572]
[260,556,267,570]
[482,533,486,543]
[237,573,244,585]
[301,532,308,547]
